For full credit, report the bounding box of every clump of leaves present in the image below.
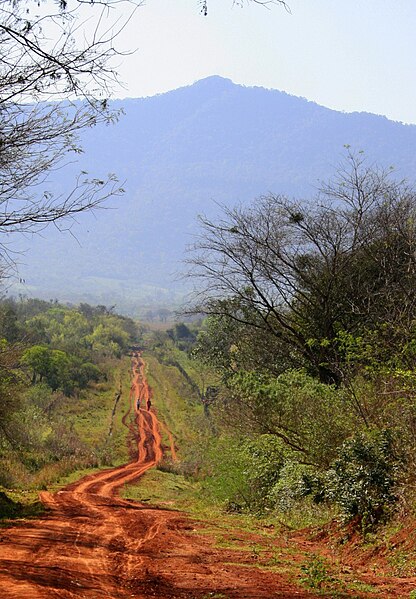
[300,554,332,589]
[270,461,325,512]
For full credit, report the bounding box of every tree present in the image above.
[21,345,51,384]
[86,320,130,357]
[188,152,416,383]
[0,301,18,342]
[0,0,141,269]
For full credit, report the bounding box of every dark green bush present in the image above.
[270,461,326,511]
[242,434,286,512]
[326,429,401,528]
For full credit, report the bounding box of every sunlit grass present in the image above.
[53,357,132,464]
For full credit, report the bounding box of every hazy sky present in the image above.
[113,0,416,124]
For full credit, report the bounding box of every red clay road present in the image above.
[0,353,321,598]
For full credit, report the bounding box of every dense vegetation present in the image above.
[0,298,137,498]
[159,154,416,532]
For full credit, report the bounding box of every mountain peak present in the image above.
[192,75,235,89]
[17,75,416,310]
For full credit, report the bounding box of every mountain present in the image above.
[11,76,416,314]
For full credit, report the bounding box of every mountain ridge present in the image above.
[11,77,416,314]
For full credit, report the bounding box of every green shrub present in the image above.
[270,461,325,512]
[201,435,251,511]
[241,434,286,512]
[300,554,332,590]
[199,434,286,514]
[326,429,400,528]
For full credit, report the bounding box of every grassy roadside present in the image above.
[121,348,208,511]
[123,455,407,597]
[122,461,385,597]
[52,355,133,466]
[144,352,204,452]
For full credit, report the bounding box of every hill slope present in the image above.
[13,76,416,313]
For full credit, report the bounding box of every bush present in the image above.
[326,429,401,528]
[270,461,325,512]
[0,457,30,487]
[200,434,287,514]
[241,435,286,512]
[201,435,251,511]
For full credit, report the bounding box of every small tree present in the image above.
[21,345,51,384]
[326,430,401,528]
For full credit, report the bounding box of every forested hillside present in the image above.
[12,77,416,313]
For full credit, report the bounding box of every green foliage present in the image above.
[86,319,130,358]
[191,155,416,390]
[326,430,400,528]
[201,435,251,511]
[200,434,289,515]
[0,302,19,342]
[226,369,353,467]
[0,298,138,500]
[17,299,137,396]
[240,435,286,512]
[21,345,50,383]
[269,461,325,512]
[149,331,410,529]
[21,346,101,395]
[194,313,292,379]
[167,323,197,352]
[21,300,136,360]
[21,346,69,390]
[300,554,332,590]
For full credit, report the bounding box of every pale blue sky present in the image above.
[114,0,416,124]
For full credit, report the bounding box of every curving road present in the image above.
[0,352,178,599]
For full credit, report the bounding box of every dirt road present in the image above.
[0,353,341,598]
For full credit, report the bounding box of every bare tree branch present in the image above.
[0,0,144,272]
[187,153,416,383]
